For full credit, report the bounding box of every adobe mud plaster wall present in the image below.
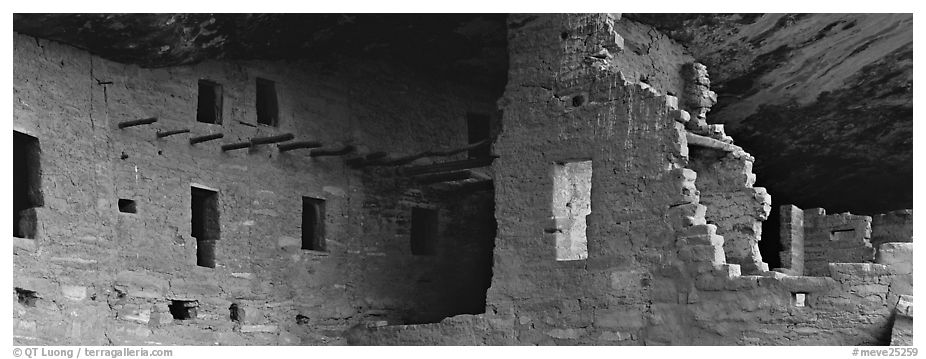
[13,13,913,347]
[354,14,913,346]
[13,31,498,344]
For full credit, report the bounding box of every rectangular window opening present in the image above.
[118,199,137,214]
[256,78,278,126]
[14,131,42,238]
[169,300,198,320]
[15,287,38,307]
[302,197,326,251]
[410,208,439,256]
[466,113,491,159]
[191,187,219,268]
[829,228,856,241]
[793,292,807,307]
[196,80,223,124]
[552,160,592,261]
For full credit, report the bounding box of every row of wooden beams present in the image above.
[350,139,491,168]
[222,133,296,151]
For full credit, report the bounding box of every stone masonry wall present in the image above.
[778,204,805,275]
[687,146,770,274]
[800,208,875,277]
[355,14,912,346]
[871,210,913,249]
[13,32,497,345]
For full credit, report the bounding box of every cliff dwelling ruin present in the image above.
[11,13,913,346]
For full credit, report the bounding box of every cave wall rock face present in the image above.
[11,13,510,91]
[14,13,912,215]
[626,13,912,214]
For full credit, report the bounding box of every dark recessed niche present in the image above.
[560,31,569,40]
[572,95,586,107]
[118,199,137,214]
[196,80,223,124]
[302,197,326,251]
[169,300,198,320]
[830,228,856,241]
[229,303,242,322]
[15,287,38,307]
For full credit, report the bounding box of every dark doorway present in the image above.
[302,197,326,251]
[13,131,42,238]
[256,78,278,126]
[191,187,219,268]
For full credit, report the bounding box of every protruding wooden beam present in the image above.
[402,156,497,176]
[413,170,473,184]
[156,129,190,138]
[189,133,224,145]
[251,133,294,145]
[310,145,356,157]
[686,132,742,152]
[221,141,251,152]
[118,117,158,129]
[278,141,323,152]
[366,139,491,167]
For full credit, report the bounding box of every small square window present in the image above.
[118,199,137,214]
[15,287,38,307]
[793,292,807,307]
[169,300,198,320]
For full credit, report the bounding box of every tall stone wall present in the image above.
[687,146,770,274]
[13,33,497,345]
[871,210,913,249]
[355,14,911,346]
